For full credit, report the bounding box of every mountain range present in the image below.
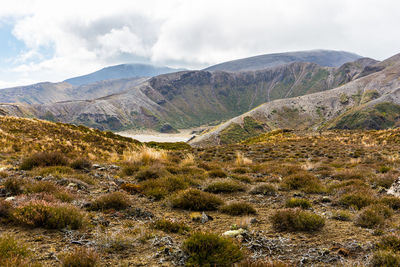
[2,49,400,142]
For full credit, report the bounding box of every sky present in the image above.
[0,0,399,88]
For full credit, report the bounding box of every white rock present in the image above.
[222,228,246,237]
[5,196,16,201]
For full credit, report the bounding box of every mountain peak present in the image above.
[204,49,362,72]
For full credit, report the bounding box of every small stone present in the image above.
[222,228,246,237]
[200,212,209,223]
[67,183,77,189]
[5,196,16,201]
[92,164,101,169]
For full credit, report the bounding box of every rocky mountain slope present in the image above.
[0,78,147,105]
[64,63,183,86]
[0,58,374,132]
[190,54,400,146]
[205,49,362,72]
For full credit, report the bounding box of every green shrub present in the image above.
[141,176,190,200]
[0,200,13,219]
[270,209,325,232]
[231,174,252,184]
[355,204,393,229]
[377,235,400,252]
[380,196,400,210]
[250,184,277,196]
[59,247,99,267]
[371,250,400,267]
[371,174,396,189]
[339,192,375,210]
[120,163,139,177]
[0,235,30,266]
[89,192,130,211]
[20,152,68,170]
[171,189,224,211]
[378,166,392,173]
[237,259,291,267]
[24,180,58,194]
[135,165,165,181]
[208,169,228,178]
[3,177,25,195]
[182,232,243,266]
[70,158,92,170]
[220,202,256,216]
[282,172,325,193]
[285,198,311,209]
[12,201,85,229]
[205,180,246,193]
[153,219,190,233]
[331,210,352,221]
[231,167,250,174]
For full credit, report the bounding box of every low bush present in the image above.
[141,176,190,200]
[0,235,30,266]
[70,158,92,170]
[380,196,400,210]
[20,152,69,170]
[282,172,325,193]
[182,232,243,266]
[231,174,252,184]
[120,163,140,177]
[331,210,352,221]
[205,180,246,193]
[338,191,375,210]
[250,184,277,196]
[208,169,228,178]
[376,235,400,252]
[12,200,85,229]
[153,219,190,233]
[135,165,165,181]
[285,198,311,209]
[3,177,25,195]
[59,247,99,267]
[355,204,393,229]
[270,209,325,232]
[371,250,400,267]
[220,202,256,216]
[0,200,13,219]
[231,167,250,174]
[170,189,224,211]
[89,192,130,211]
[237,259,291,267]
[33,166,74,178]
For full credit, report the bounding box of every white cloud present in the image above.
[0,0,400,86]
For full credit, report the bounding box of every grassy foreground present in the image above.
[2,116,400,266]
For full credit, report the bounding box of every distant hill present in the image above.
[204,49,362,72]
[0,77,147,104]
[191,54,400,146]
[64,63,184,86]
[0,57,374,132]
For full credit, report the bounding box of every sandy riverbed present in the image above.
[117,129,196,143]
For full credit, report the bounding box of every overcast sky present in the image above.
[0,0,399,88]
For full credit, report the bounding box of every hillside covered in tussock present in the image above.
[1,116,400,265]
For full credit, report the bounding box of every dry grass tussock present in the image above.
[235,151,252,166]
[122,146,167,164]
